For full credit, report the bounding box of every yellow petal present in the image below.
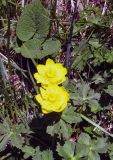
[40,87,48,99]
[46,59,54,66]
[56,64,67,75]
[41,107,52,114]
[37,65,46,75]
[52,103,66,112]
[35,94,43,105]
[34,73,39,80]
[34,73,42,83]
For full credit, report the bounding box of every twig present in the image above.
[71,0,75,12]
[81,114,113,138]
[102,0,107,16]
[87,0,89,5]
[65,0,78,72]
[21,0,25,8]
[0,18,17,22]
[6,0,12,76]
[27,60,39,94]
[5,0,19,102]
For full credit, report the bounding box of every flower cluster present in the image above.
[34,59,69,114]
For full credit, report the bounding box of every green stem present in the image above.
[80,114,113,138]
[27,60,39,94]
[70,29,94,68]
[0,153,11,160]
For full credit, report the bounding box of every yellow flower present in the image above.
[35,84,70,114]
[34,59,67,85]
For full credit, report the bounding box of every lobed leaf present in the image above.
[16,0,50,41]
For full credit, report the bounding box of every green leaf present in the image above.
[109,152,113,160]
[20,38,42,59]
[89,100,101,113]
[41,150,54,160]
[0,134,12,151]
[71,41,90,70]
[47,122,61,137]
[84,126,93,134]
[23,145,35,159]
[20,38,61,59]
[10,134,23,149]
[88,151,100,160]
[60,119,73,139]
[76,143,89,157]
[89,38,101,48]
[0,135,6,142]
[57,141,75,160]
[82,84,100,101]
[82,84,90,100]
[0,118,11,137]
[61,107,82,124]
[88,17,101,25]
[108,144,113,160]
[92,74,104,84]
[78,133,91,145]
[105,50,113,63]
[104,85,113,96]
[33,148,54,160]
[0,123,9,134]
[33,147,42,160]
[42,39,61,56]
[2,118,11,133]
[47,119,72,139]
[16,0,50,41]
[70,83,100,112]
[92,138,108,153]
[76,133,107,160]
[16,123,30,134]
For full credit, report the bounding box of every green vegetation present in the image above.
[1,0,113,159]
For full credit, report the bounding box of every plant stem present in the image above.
[65,1,78,72]
[80,114,113,138]
[6,0,12,75]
